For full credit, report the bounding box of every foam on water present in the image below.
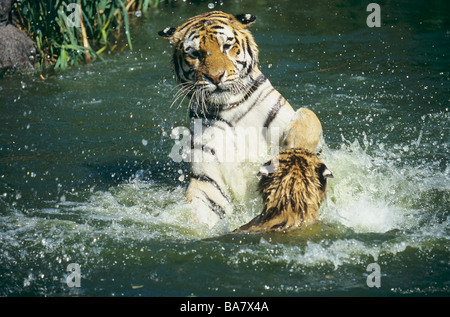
[228,237,410,271]
[57,131,447,241]
[51,135,446,250]
[1,132,447,295]
[321,133,448,234]
[55,181,210,240]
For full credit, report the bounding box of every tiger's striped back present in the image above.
[235,149,333,232]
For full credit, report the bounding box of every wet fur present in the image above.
[159,11,326,229]
[235,148,333,232]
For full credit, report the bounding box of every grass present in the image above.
[12,0,160,71]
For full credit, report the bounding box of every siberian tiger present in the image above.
[159,11,324,230]
[235,148,333,232]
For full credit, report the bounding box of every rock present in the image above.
[0,0,13,20]
[0,0,36,72]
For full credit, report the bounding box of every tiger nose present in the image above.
[203,71,225,85]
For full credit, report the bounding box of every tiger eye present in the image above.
[190,50,201,59]
[223,44,233,51]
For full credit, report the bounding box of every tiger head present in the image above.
[158,11,259,106]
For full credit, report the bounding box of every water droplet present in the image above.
[208,3,214,9]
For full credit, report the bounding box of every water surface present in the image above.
[0,0,448,296]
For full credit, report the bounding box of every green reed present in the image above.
[13,0,159,70]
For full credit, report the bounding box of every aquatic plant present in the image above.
[12,0,159,70]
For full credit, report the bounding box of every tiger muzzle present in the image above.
[203,71,225,86]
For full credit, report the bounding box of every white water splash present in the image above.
[62,134,443,240]
[319,137,431,234]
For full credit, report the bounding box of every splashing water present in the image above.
[1,125,448,296]
[1,0,449,296]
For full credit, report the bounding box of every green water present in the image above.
[0,0,448,297]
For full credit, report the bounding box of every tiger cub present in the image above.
[235,148,333,232]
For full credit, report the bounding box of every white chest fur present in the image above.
[190,76,294,203]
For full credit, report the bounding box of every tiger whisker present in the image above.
[172,82,194,101]
[170,82,197,110]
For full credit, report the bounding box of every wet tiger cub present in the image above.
[235,148,333,232]
[159,11,324,229]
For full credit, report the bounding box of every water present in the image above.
[1,0,449,296]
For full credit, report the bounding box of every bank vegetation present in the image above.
[13,0,160,70]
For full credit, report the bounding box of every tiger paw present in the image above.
[282,108,323,153]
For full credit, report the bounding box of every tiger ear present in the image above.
[234,13,257,27]
[158,27,177,39]
[258,156,279,176]
[318,163,333,179]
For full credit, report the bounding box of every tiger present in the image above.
[234,148,333,232]
[158,11,324,230]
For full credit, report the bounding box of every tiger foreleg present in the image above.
[185,174,233,229]
[281,108,324,153]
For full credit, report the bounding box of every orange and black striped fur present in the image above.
[159,11,325,229]
[235,149,333,232]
